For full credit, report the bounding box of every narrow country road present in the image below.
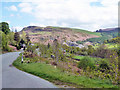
[2,52,57,88]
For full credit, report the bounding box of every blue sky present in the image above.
[1,0,118,32]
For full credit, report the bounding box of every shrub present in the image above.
[17,45,21,50]
[77,57,95,70]
[99,59,110,70]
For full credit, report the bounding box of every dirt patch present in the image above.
[8,45,17,51]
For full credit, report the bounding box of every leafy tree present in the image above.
[0,31,9,51]
[22,31,26,41]
[78,57,95,70]
[26,33,30,44]
[20,39,25,44]
[14,30,20,45]
[7,32,15,45]
[53,39,59,63]
[87,45,94,55]
[0,22,10,35]
[19,39,25,48]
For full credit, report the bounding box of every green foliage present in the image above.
[26,33,30,44]
[0,22,10,35]
[47,43,50,48]
[0,31,9,51]
[7,32,16,45]
[87,45,94,55]
[13,56,118,88]
[92,44,114,58]
[107,37,120,44]
[85,36,111,43]
[26,45,36,53]
[99,59,110,70]
[21,31,26,41]
[76,41,84,44]
[77,57,96,70]
[14,31,20,43]
[39,44,48,57]
[53,39,60,62]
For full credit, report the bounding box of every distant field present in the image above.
[29,32,51,35]
[93,43,118,49]
[71,28,101,36]
[73,55,103,64]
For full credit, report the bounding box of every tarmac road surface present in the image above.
[2,52,57,88]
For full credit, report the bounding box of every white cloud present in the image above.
[9,5,18,11]
[18,2,33,13]
[15,0,119,31]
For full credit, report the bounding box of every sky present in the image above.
[1,0,119,32]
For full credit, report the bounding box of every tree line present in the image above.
[0,22,30,53]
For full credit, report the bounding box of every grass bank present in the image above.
[13,56,118,88]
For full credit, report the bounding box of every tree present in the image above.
[26,33,30,44]
[87,45,94,55]
[0,22,10,35]
[47,43,50,48]
[14,30,20,45]
[0,31,9,51]
[53,39,59,63]
[19,39,25,48]
[22,31,26,41]
[7,32,15,45]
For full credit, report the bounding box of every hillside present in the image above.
[20,26,100,44]
[96,27,119,32]
[81,27,119,43]
[96,27,119,38]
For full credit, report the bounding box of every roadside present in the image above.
[13,55,118,88]
[2,52,57,88]
[1,45,19,54]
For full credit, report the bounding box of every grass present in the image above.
[46,26,101,36]
[73,55,104,65]
[105,43,118,49]
[13,55,118,88]
[92,43,118,49]
[71,28,101,36]
[29,32,51,35]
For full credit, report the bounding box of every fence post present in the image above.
[21,53,23,63]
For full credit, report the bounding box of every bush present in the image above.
[99,59,110,70]
[17,45,21,50]
[77,57,95,70]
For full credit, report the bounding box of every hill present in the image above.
[20,26,100,45]
[82,27,119,43]
[96,27,119,32]
[96,27,119,38]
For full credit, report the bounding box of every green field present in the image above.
[73,55,104,64]
[47,26,101,36]
[13,55,118,88]
[29,32,51,35]
[71,28,101,36]
[73,55,97,60]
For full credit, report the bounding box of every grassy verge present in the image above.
[13,56,118,88]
